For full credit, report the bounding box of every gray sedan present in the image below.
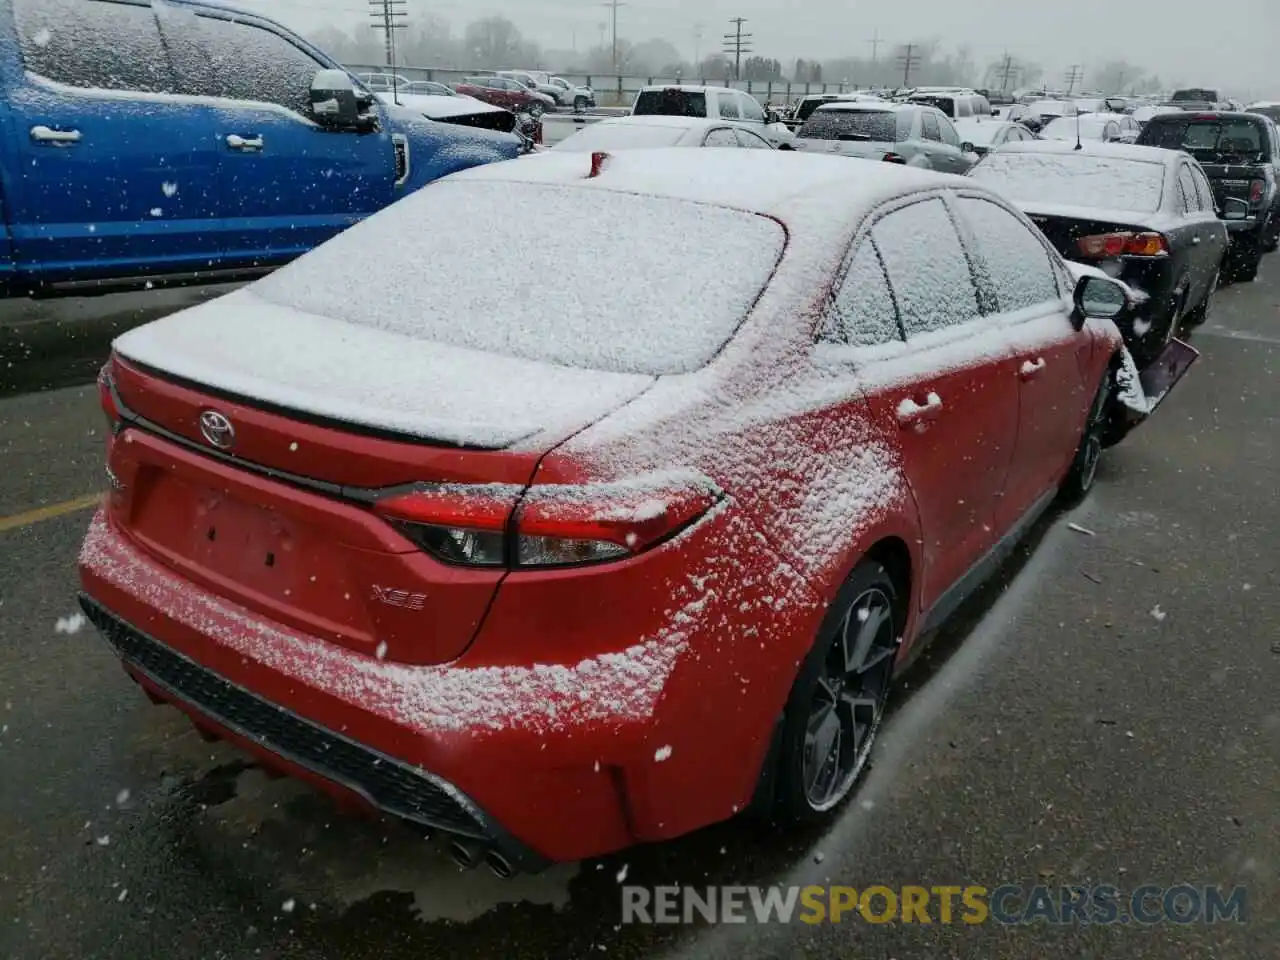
[793,103,978,173]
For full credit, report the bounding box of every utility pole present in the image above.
[1064,63,1083,94]
[368,0,407,71]
[897,43,920,89]
[601,0,627,75]
[722,18,752,81]
[998,51,1017,92]
[693,22,704,69]
[867,28,882,67]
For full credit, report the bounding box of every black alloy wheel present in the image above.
[770,562,899,820]
[1061,370,1112,503]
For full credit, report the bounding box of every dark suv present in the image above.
[1136,111,1280,281]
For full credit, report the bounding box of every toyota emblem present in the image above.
[199,410,236,451]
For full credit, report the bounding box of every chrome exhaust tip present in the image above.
[449,839,480,870]
[484,848,517,879]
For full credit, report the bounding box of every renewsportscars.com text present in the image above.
[621,883,1248,926]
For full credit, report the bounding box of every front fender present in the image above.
[387,112,522,192]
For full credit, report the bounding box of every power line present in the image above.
[600,0,627,74]
[692,22,704,67]
[897,42,921,88]
[367,0,406,71]
[722,17,752,80]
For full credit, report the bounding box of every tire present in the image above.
[1129,288,1184,369]
[1229,234,1262,282]
[573,96,588,113]
[1184,267,1220,328]
[1061,370,1112,504]
[527,102,545,118]
[765,561,899,823]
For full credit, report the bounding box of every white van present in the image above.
[631,85,796,148]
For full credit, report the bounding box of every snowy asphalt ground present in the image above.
[0,264,1277,958]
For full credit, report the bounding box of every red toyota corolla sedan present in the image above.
[80,149,1142,876]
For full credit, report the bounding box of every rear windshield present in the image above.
[1173,89,1219,102]
[634,89,707,119]
[970,152,1166,213]
[799,109,900,142]
[1140,117,1268,162]
[252,181,785,376]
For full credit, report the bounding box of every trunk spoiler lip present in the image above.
[113,355,527,452]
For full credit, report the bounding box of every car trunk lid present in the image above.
[104,293,654,665]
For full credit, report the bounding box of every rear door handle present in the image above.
[1020,357,1047,380]
[896,392,943,428]
[30,125,82,144]
[226,134,264,151]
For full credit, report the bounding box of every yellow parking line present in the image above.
[0,493,103,533]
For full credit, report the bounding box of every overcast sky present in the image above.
[249,0,1279,97]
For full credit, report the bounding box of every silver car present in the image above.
[794,103,978,174]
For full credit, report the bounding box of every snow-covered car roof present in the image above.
[376,92,505,119]
[993,139,1179,165]
[450,148,960,233]
[553,116,745,151]
[1247,101,1280,108]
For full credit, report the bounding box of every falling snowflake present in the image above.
[149,208,163,217]
[116,788,130,806]
[117,888,128,903]
[55,613,86,635]
[1150,605,1167,622]
[615,864,629,883]
[375,641,388,660]
[281,898,296,913]
[289,442,298,452]
[162,182,179,197]
[653,745,673,762]
[96,835,111,846]
[33,28,51,48]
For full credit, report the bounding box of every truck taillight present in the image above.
[1250,179,1264,204]
[373,481,720,568]
[97,362,121,429]
[1077,231,1168,258]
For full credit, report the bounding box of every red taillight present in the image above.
[882,152,907,164]
[98,362,120,427]
[373,479,720,568]
[1076,231,1168,258]
[1250,179,1264,203]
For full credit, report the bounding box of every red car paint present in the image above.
[79,160,1126,866]
[454,78,546,114]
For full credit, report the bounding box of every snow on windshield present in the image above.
[555,120,691,152]
[970,153,1166,213]
[1040,116,1113,140]
[252,181,784,376]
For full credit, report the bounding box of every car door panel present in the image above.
[861,197,1020,612]
[193,13,396,266]
[7,0,220,283]
[952,194,1093,526]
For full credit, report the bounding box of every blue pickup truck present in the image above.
[0,0,521,297]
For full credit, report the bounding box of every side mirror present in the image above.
[1222,197,1249,221]
[310,70,377,132]
[961,141,976,154]
[1072,274,1129,328]
[765,109,781,124]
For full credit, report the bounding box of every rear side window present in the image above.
[194,15,324,115]
[703,128,739,147]
[938,117,961,147]
[16,0,174,93]
[634,89,707,118]
[1190,165,1216,211]
[954,198,1060,313]
[825,241,902,346]
[740,95,765,122]
[1177,166,1201,213]
[921,112,941,141]
[799,110,898,142]
[735,129,772,149]
[872,199,980,336]
[717,93,742,120]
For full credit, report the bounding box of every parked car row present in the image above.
[358,69,597,114]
